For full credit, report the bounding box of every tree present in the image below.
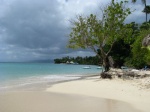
[125,20,150,68]
[126,29,150,68]
[132,0,149,22]
[54,56,100,65]
[143,5,150,17]
[109,39,131,68]
[68,1,132,72]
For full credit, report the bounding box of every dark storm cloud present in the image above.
[0,0,71,61]
[0,0,67,49]
[0,0,149,62]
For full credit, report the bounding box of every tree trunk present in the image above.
[146,12,147,22]
[145,1,147,22]
[103,56,110,72]
[99,48,110,72]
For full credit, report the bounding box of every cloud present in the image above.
[0,0,149,62]
[0,0,103,62]
[1,0,64,48]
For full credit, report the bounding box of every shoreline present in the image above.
[0,73,100,92]
[0,74,150,112]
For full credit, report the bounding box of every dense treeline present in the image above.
[54,21,150,68]
[54,56,101,65]
[108,21,150,69]
[55,21,150,68]
[101,21,149,69]
[124,21,150,69]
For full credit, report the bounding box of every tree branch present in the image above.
[106,41,115,55]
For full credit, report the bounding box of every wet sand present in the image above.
[0,91,140,112]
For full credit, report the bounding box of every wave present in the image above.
[0,74,83,91]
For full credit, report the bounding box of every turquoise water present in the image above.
[0,63,102,90]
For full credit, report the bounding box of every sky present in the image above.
[0,0,149,62]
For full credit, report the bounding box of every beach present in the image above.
[0,75,150,112]
[47,75,150,112]
[0,91,140,112]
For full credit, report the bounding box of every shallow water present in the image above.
[0,63,102,91]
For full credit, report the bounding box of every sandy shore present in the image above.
[47,76,150,112]
[0,75,150,112]
[0,91,140,112]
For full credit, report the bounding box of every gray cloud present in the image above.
[0,0,70,61]
[0,0,149,62]
[1,0,66,48]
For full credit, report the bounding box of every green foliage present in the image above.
[128,22,140,42]
[68,1,132,49]
[54,56,101,65]
[125,29,150,68]
[140,22,150,30]
[103,1,132,45]
[68,14,101,49]
[68,1,132,71]
[110,39,131,67]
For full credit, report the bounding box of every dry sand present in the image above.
[47,76,150,112]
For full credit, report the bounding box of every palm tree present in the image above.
[143,5,150,20]
[132,0,149,22]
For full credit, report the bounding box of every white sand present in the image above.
[47,76,150,112]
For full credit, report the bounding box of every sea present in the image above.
[0,63,102,91]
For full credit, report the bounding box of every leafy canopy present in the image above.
[68,1,132,56]
[125,28,150,68]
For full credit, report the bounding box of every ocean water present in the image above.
[0,63,102,91]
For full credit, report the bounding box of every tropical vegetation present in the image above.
[54,0,150,71]
[54,56,100,65]
[67,1,133,72]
